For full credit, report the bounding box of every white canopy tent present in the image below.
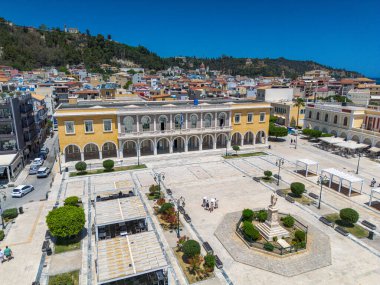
[295,159,319,177]
[369,188,380,207]
[369,147,380,153]
[335,141,368,150]
[320,168,364,197]
[319,137,344,144]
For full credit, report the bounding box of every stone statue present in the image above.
[270,193,278,207]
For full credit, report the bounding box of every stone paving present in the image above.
[215,211,331,277]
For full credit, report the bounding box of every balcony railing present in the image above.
[119,126,232,138]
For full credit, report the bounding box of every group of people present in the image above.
[0,246,13,263]
[202,196,218,212]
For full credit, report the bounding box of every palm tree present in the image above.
[293,98,305,128]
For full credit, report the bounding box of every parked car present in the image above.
[29,164,39,175]
[32,158,44,166]
[40,147,49,154]
[37,167,51,178]
[11,185,34,198]
[38,152,47,160]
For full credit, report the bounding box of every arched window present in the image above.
[334,115,338,124]
[204,113,212,128]
[343,117,348,126]
[324,114,328,122]
[141,116,151,131]
[123,116,134,133]
[158,115,167,131]
[316,112,320,120]
[308,111,312,119]
[190,114,198,128]
[218,112,227,127]
[174,114,182,129]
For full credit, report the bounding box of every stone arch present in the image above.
[322,127,328,134]
[376,141,380,148]
[244,131,254,145]
[202,134,214,150]
[141,116,151,132]
[340,132,347,139]
[351,135,360,142]
[188,135,200,151]
[123,140,137,158]
[216,133,228,148]
[172,136,185,153]
[157,137,170,154]
[123,116,134,133]
[330,130,338,137]
[158,115,168,131]
[83,143,99,160]
[218,112,227,127]
[363,138,372,146]
[204,113,213,128]
[189,113,198,128]
[140,139,154,156]
[102,141,117,159]
[231,132,243,146]
[65,144,81,162]
[256,131,266,144]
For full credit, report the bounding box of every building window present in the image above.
[259,112,266,122]
[247,113,253,123]
[316,112,320,120]
[308,111,312,119]
[103,119,112,132]
[84,120,94,133]
[334,115,338,124]
[65,121,75,134]
[204,113,212,128]
[234,114,241,124]
[324,114,329,122]
[343,117,348,126]
[190,114,198,128]
[141,116,151,131]
[174,114,182,129]
[300,109,305,114]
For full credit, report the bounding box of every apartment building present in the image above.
[54,100,271,163]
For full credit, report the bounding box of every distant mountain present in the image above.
[0,18,362,78]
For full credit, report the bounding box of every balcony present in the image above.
[118,126,232,139]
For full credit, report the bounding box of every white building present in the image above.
[256,87,294,102]
[347,88,371,105]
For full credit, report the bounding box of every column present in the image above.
[136,115,139,132]
[328,174,332,187]
[360,181,363,194]
[119,148,123,159]
[153,115,156,131]
[185,113,188,129]
[214,112,218,127]
[169,141,173,153]
[170,114,173,130]
[6,166,11,183]
[213,135,217,149]
[154,138,157,155]
[228,112,232,127]
[200,113,203,129]
[99,151,103,160]
[80,152,84,161]
[185,137,188,152]
[305,165,308,177]
[240,135,244,147]
[338,178,342,193]
[349,182,352,197]
[62,153,66,164]
[117,116,121,134]
[227,139,232,149]
[199,136,203,151]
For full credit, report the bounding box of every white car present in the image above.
[12,185,34,198]
[37,167,51,178]
[32,158,44,166]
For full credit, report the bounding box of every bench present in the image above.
[166,188,172,195]
[45,230,51,240]
[184,214,191,223]
[178,206,185,214]
[362,220,377,230]
[285,195,295,203]
[253,177,260,182]
[335,226,349,236]
[42,240,50,252]
[202,242,214,255]
[215,255,223,269]
[308,192,319,200]
[276,190,286,197]
[319,217,334,227]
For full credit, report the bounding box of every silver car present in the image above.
[37,167,51,178]
[12,185,34,198]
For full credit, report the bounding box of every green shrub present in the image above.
[295,241,306,249]
[282,215,295,228]
[64,196,79,207]
[264,242,274,251]
[102,159,114,171]
[257,210,268,222]
[149,184,160,194]
[159,203,173,214]
[0,230,4,241]
[242,209,254,221]
[232,145,240,154]
[204,254,215,270]
[183,240,201,258]
[295,230,306,242]
[339,208,359,226]
[2,208,18,220]
[242,221,260,241]
[290,182,305,197]
[264,170,272,179]
[75,161,87,173]
[49,272,75,285]
[46,206,85,239]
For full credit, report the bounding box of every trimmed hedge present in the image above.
[159,203,173,214]
[242,221,260,241]
[264,170,272,178]
[256,210,268,222]
[103,159,114,171]
[2,208,18,220]
[204,254,215,270]
[264,242,274,251]
[46,206,85,238]
[0,230,4,241]
[339,208,359,225]
[64,196,79,207]
[242,209,254,221]
[290,182,305,197]
[282,215,295,228]
[75,161,87,173]
[183,240,201,258]
[295,230,306,242]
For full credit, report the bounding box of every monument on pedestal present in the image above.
[256,193,289,241]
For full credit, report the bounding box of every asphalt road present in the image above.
[1,134,59,210]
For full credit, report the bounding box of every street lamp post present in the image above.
[356,153,362,174]
[275,158,285,186]
[174,196,185,238]
[0,190,7,229]
[225,135,230,157]
[295,130,298,149]
[317,174,328,209]
[136,142,141,166]
[154,172,165,197]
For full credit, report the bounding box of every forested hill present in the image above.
[0,18,362,78]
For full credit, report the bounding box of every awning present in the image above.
[319,137,344,144]
[369,147,380,153]
[0,153,18,166]
[335,141,369,150]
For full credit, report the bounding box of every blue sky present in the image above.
[1,0,380,76]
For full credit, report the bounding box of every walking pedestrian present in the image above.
[0,248,4,263]
[205,201,209,210]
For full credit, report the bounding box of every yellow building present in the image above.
[271,102,305,127]
[55,100,271,163]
